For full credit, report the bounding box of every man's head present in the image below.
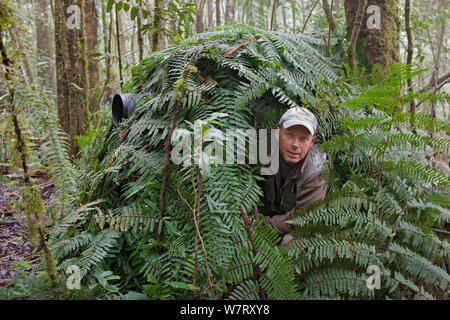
[278,107,317,165]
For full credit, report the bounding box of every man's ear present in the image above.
[311,135,316,145]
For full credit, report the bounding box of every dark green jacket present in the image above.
[260,145,327,235]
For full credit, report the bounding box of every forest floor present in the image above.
[0,168,56,287]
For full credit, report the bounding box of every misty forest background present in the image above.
[0,0,449,300]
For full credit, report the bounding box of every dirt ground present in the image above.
[0,170,56,286]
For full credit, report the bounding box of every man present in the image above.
[260,107,327,245]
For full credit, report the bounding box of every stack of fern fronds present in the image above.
[49,24,339,299]
[48,24,449,300]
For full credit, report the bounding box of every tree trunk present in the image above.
[151,0,165,51]
[281,0,287,30]
[322,0,336,32]
[344,0,400,72]
[84,0,99,114]
[137,13,144,62]
[428,0,447,87]
[0,27,58,280]
[35,0,55,92]
[231,0,236,22]
[159,0,167,50]
[347,0,367,72]
[102,2,118,103]
[53,0,86,153]
[9,27,34,84]
[207,0,214,31]
[291,0,296,32]
[196,0,207,33]
[115,6,123,89]
[225,0,233,25]
[216,0,221,26]
[78,0,90,130]
[270,0,279,31]
[405,0,415,115]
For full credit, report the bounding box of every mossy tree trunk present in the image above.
[405,0,414,115]
[344,0,400,73]
[225,0,233,25]
[151,0,167,51]
[115,5,123,89]
[322,0,336,32]
[270,0,279,31]
[216,0,221,26]
[84,0,99,116]
[53,0,90,153]
[136,12,144,62]
[196,0,207,33]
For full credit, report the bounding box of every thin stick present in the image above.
[156,63,195,242]
[325,0,334,56]
[115,6,123,89]
[190,168,215,298]
[240,208,267,300]
[433,228,450,236]
[301,0,320,34]
[191,169,199,289]
[348,0,367,72]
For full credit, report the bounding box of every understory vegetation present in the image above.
[2,25,447,300]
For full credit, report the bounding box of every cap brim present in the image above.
[282,120,315,135]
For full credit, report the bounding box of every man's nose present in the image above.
[291,140,301,149]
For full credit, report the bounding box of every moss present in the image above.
[346,0,400,73]
[0,0,14,29]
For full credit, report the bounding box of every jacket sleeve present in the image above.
[263,172,327,235]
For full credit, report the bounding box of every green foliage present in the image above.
[0,0,14,29]
[288,64,450,299]
[106,0,150,19]
[107,0,197,41]
[50,27,449,300]
[27,89,79,218]
[50,25,338,300]
[0,264,96,300]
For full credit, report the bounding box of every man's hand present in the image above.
[263,214,291,235]
[281,234,293,246]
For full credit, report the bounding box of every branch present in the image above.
[190,168,215,298]
[405,0,415,115]
[270,0,280,31]
[433,228,450,236]
[156,63,197,242]
[414,72,450,111]
[225,35,260,57]
[240,208,267,300]
[322,0,335,32]
[419,71,450,93]
[347,0,367,72]
[301,0,321,34]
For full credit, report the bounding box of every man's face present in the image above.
[278,125,316,165]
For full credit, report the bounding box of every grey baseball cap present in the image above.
[279,107,317,136]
